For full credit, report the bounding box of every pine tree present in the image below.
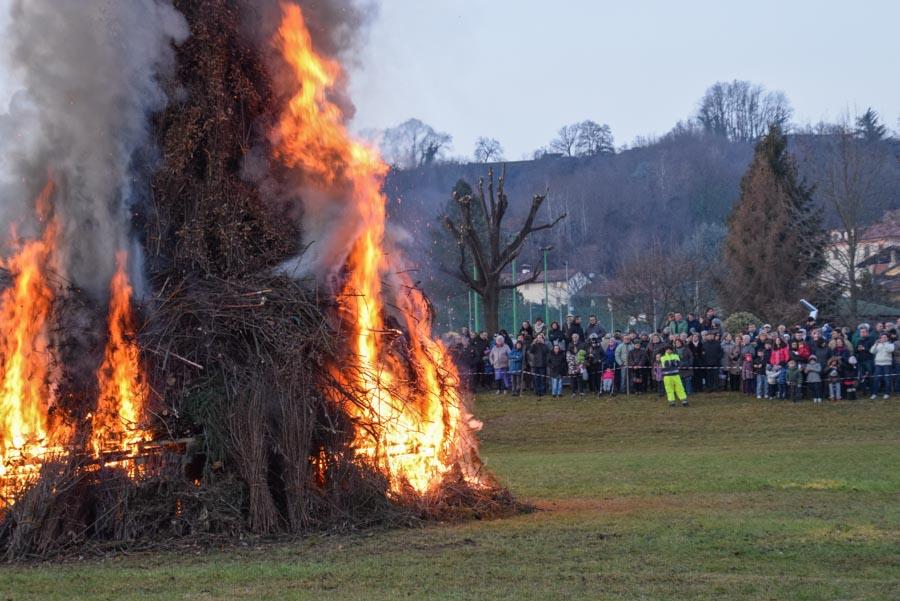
[855,107,887,142]
[721,124,824,321]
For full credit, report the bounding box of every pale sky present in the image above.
[347,0,900,158]
[0,1,896,160]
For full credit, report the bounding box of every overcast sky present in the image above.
[347,0,900,159]
[0,1,896,161]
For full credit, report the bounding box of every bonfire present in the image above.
[0,0,513,559]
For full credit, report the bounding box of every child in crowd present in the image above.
[653,353,664,397]
[567,348,588,396]
[508,341,524,397]
[601,367,615,395]
[785,359,803,402]
[842,356,858,400]
[741,353,754,395]
[804,355,822,403]
[754,349,768,399]
[825,357,842,401]
[766,362,782,399]
[776,362,788,399]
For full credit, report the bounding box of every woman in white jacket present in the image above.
[869,333,894,399]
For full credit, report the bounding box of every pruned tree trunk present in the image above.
[482,285,500,335]
[444,167,565,334]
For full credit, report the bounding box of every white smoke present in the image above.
[0,0,188,298]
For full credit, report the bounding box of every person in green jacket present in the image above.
[661,346,688,407]
[667,312,689,336]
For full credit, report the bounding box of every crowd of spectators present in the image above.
[449,308,900,402]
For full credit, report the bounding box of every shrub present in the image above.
[722,311,762,336]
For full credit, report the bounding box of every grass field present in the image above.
[2,393,898,600]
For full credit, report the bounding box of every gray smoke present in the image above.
[0,0,188,298]
[251,0,376,63]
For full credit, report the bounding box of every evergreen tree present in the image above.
[855,107,887,142]
[721,124,824,321]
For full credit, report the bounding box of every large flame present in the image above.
[274,4,469,494]
[91,251,149,463]
[0,181,68,502]
[1,184,149,506]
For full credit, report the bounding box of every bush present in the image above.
[722,311,762,336]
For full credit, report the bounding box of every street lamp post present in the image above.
[560,260,570,324]
[511,259,517,334]
[472,264,480,333]
[541,246,553,326]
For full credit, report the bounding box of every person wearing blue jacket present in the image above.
[508,341,525,396]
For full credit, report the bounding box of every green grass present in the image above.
[2,394,899,600]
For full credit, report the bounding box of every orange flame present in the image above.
[274,4,472,494]
[0,181,68,503]
[91,251,149,464]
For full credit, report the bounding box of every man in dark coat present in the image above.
[701,332,723,392]
[527,335,549,397]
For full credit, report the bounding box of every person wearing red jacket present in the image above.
[770,338,790,366]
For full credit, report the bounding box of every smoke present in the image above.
[241,0,380,283]
[251,0,377,63]
[0,0,188,298]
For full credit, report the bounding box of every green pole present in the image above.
[511,259,517,334]
[543,248,550,325]
[472,264,480,333]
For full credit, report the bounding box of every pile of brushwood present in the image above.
[0,0,517,561]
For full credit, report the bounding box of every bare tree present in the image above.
[549,124,580,157]
[575,120,615,156]
[473,137,504,163]
[697,80,792,142]
[380,118,452,168]
[804,117,892,321]
[444,167,566,333]
[609,239,693,329]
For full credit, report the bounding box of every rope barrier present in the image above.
[453,363,900,397]
[454,365,900,379]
